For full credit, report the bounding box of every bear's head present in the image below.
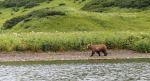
[87,44,92,49]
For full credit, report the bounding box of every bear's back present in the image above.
[89,44,107,51]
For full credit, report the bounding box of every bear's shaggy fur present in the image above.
[87,44,108,57]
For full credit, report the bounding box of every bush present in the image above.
[27,9,66,18]
[82,0,150,12]
[59,3,66,6]
[74,0,79,3]
[3,8,66,29]
[24,2,39,8]
[1,0,52,8]
[81,0,86,2]
[0,32,149,52]
[134,39,150,53]
[3,16,27,29]
[23,18,32,23]
[11,13,14,15]
[12,7,19,12]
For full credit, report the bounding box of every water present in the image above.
[0,62,150,81]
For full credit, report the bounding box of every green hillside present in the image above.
[0,0,150,32]
[0,0,150,52]
[82,0,150,12]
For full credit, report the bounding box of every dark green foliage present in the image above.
[73,0,85,3]
[81,0,86,2]
[74,0,79,3]
[0,1,2,7]
[1,0,52,8]
[42,43,51,52]
[59,3,66,6]
[11,13,14,15]
[27,9,66,18]
[3,8,66,29]
[23,18,32,22]
[82,0,150,12]
[12,7,19,12]
[22,9,28,12]
[24,2,39,8]
[3,16,27,29]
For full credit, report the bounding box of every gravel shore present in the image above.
[0,50,149,62]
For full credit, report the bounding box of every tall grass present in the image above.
[0,31,150,53]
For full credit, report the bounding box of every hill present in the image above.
[82,0,150,12]
[0,0,150,52]
[0,0,150,32]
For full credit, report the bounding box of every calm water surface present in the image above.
[0,62,150,81]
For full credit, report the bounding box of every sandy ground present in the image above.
[0,50,150,62]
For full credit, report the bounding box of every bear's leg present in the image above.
[90,51,95,57]
[96,51,101,56]
[102,50,108,56]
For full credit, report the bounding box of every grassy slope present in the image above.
[0,0,150,32]
[0,0,150,52]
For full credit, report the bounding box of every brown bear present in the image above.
[87,44,108,57]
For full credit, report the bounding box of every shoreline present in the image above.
[0,50,150,62]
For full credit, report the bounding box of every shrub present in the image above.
[2,8,66,29]
[1,0,52,8]
[47,11,66,16]
[82,0,86,2]
[22,9,28,12]
[82,0,150,12]
[3,16,27,29]
[134,39,150,53]
[24,2,39,8]
[11,13,14,15]
[0,32,149,52]
[27,9,66,18]
[12,7,19,12]
[74,0,79,3]
[23,18,32,22]
[59,3,66,6]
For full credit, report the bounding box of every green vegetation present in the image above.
[82,0,150,12]
[24,2,40,9]
[0,0,149,53]
[0,0,52,8]
[0,0,150,32]
[3,16,27,29]
[0,32,150,53]
[3,8,66,29]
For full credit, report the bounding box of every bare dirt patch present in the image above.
[0,50,150,62]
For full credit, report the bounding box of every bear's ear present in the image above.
[87,44,91,48]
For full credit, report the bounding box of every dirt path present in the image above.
[0,50,150,62]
